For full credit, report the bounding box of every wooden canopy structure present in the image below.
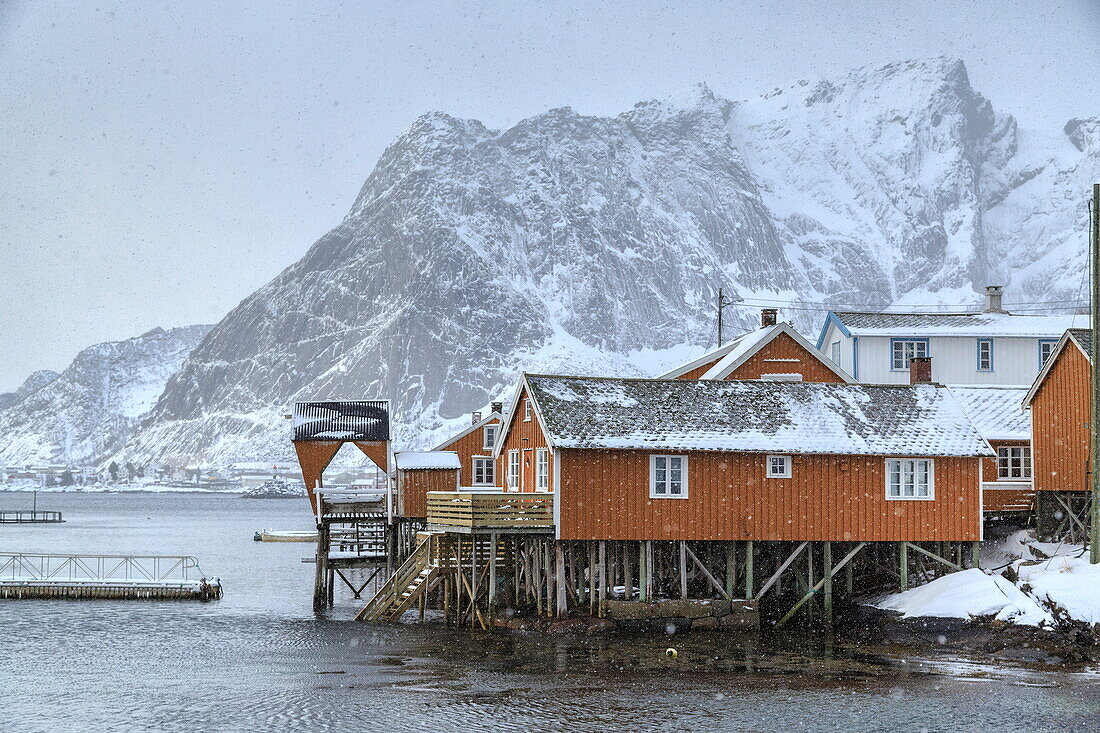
[291,400,390,512]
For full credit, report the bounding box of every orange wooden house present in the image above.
[431,405,502,489]
[1023,328,1092,538]
[493,374,991,543]
[658,311,852,384]
[393,451,461,518]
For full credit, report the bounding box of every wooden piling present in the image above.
[598,541,607,617]
[899,542,909,591]
[679,541,688,600]
[823,541,833,626]
[744,540,754,598]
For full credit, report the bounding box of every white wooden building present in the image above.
[815,287,1084,385]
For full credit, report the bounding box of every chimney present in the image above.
[491,401,503,415]
[761,308,778,328]
[909,356,933,384]
[471,411,482,425]
[983,285,1005,313]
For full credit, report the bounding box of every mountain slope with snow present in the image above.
[0,326,211,466]
[65,59,1100,465]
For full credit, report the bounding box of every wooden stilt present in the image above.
[645,541,653,600]
[899,542,908,592]
[679,541,688,600]
[684,543,731,600]
[598,541,607,617]
[313,523,330,612]
[971,540,981,570]
[745,540,754,598]
[589,542,597,615]
[725,542,737,599]
[846,554,853,595]
[488,532,498,617]
[624,540,633,601]
[638,541,648,602]
[555,541,567,617]
[823,541,833,626]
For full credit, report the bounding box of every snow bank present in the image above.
[876,568,1054,627]
[1014,553,1100,626]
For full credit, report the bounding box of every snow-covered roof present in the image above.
[524,375,992,457]
[658,323,851,382]
[946,385,1030,442]
[1069,328,1092,356]
[393,451,461,470]
[828,311,1084,338]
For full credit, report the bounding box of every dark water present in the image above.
[2,492,1099,732]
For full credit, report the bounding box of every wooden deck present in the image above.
[426,491,554,534]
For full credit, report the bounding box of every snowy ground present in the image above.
[875,529,1100,630]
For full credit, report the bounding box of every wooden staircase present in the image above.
[355,534,440,622]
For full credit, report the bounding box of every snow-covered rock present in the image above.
[50,57,1100,465]
[876,568,1054,627]
[0,370,60,411]
[0,325,211,466]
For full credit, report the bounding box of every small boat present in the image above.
[253,529,318,542]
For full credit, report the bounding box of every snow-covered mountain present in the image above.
[0,326,211,466]
[0,370,60,412]
[52,58,1100,466]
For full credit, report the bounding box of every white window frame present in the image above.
[976,339,993,372]
[523,399,532,422]
[535,448,550,492]
[649,455,688,499]
[482,424,498,450]
[891,338,928,371]
[1038,339,1057,368]
[885,458,935,500]
[766,455,791,479]
[472,456,495,486]
[830,341,841,365]
[996,445,1032,481]
[506,450,520,491]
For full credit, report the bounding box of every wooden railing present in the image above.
[426,491,554,532]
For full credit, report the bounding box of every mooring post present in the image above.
[313,522,330,612]
[745,540,754,598]
[899,542,909,592]
[823,541,833,626]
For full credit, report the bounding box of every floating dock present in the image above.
[0,511,63,524]
[0,553,221,600]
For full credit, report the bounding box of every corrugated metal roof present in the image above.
[832,312,1083,338]
[526,375,992,457]
[946,385,1031,442]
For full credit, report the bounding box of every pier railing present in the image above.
[426,491,554,533]
[0,553,205,585]
[0,511,63,523]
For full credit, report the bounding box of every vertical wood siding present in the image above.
[397,468,459,517]
[1032,344,1090,492]
[436,418,501,487]
[675,359,722,380]
[496,388,552,493]
[557,449,981,541]
[724,332,846,382]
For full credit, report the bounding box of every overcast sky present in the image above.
[1,0,1098,390]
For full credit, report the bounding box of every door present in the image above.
[522,449,533,492]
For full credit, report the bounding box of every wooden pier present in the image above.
[0,553,221,600]
[0,510,63,524]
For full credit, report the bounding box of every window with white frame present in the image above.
[891,339,928,370]
[760,373,803,382]
[886,458,934,499]
[535,448,549,491]
[997,446,1031,480]
[1039,340,1057,367]
[830,341,841,365]
[507,450,520,490]
[523,399,532,421]
[766,455,791,478]
[977,339,993,371]
[650,455,687,498]
[472,456,495,485]
[483,424,499,450]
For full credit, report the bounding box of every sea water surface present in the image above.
[1,492,1099,732]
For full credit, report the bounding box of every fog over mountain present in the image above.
[4,58,1097,468]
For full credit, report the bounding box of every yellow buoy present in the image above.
[665,648,678,659]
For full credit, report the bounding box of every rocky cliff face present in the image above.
[0,326,210,466]
[32,58,1100,467]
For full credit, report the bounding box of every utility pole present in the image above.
[1091,183,1099,563]
[716,287,734,346]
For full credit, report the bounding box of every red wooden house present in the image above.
[1023,328,1092,538]
[432,406,502,489]
[493,374,991,543]
[659,311,851,384]
[393,451,460,518]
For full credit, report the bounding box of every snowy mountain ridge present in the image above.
[4,57,1097,469]
[0,325,211,466]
